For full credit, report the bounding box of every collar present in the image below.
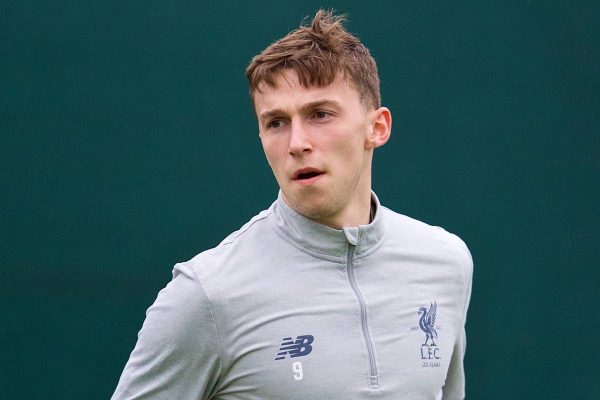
[269,191,386,262]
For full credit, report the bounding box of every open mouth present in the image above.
[298,171,321,180]
[293,168,324,181]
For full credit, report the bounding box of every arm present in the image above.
[442,244,474,400]
[111,263,222,400]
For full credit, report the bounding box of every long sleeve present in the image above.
[111,263,222,400]
[442,245,474,400]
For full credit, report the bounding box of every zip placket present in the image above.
[346,243,379,388]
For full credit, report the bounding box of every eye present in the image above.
[266,119,285,129]
[313,110,330,119]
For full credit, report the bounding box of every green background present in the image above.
[2,1,598,398]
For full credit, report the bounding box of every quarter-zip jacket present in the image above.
[112,192,473,400]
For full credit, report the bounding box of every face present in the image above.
[254,71,390,228]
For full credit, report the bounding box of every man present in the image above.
[112,10,472,400]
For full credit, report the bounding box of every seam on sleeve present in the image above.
[189,267,225,387]
[220,210,271,246]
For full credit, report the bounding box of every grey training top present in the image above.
[112,192,473,399]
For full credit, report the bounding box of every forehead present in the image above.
[253,71,362,114]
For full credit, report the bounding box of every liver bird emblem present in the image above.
[418,301,438,347]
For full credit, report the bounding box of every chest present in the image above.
[210,257,464,399]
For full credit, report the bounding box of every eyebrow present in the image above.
[259,99,342,122]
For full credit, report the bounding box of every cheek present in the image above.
[261,142,285,173]
[335,145,369,183]
[260,137,275,161]
[264,151,278,171]
[333,137,365,164]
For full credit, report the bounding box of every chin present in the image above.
[291,197,336,221]
[282,186,338,217]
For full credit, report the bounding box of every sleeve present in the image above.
[111,262,222,400]
[442,243,474,400]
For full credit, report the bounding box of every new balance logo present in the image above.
[275,335,314,360]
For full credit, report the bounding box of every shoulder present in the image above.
[380,205,473,272]
[380,205,473,313]
[173,204,279,296]
[218,208,272,246]
[182,205,274,268]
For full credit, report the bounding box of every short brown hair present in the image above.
[246,9,381,110]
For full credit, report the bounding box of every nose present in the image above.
[288,120,312,155]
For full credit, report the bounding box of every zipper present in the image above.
[346,244,379,388]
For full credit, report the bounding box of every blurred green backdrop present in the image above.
[2,1,598,398]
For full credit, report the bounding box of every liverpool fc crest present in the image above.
[418,301,438,347]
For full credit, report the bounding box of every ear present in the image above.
[365,107,392,149]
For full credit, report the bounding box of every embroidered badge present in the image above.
[418,301,438,347]
[410,301,442,368]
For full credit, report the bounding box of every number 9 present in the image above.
[292,361,303,381]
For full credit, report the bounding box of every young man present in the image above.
[112,10,472,400]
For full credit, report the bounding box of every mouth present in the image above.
[292,168,324,182]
